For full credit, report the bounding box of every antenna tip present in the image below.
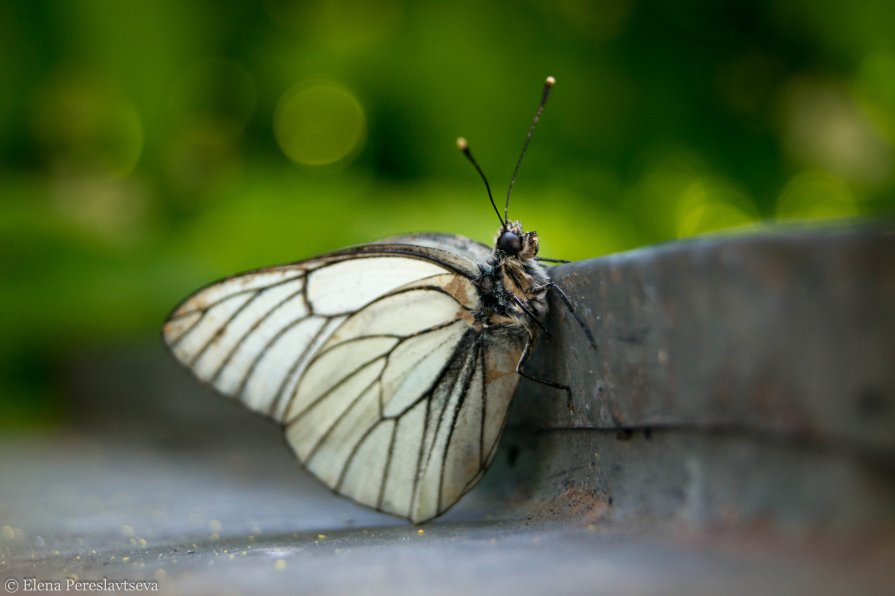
[456,137,468,151]
[545,75,556,87]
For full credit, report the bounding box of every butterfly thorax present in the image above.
[473,222,549,332]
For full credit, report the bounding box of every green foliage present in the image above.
[1,0,893,421]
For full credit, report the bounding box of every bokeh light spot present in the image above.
[778,76,893,188]
[776,171,857,221]
[49,177,150,245]
[32,75,143,178]
[274,82,366,167]
[676,179,759,238]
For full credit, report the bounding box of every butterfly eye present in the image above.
[497,231,522,255]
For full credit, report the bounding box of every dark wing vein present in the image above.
[462,345,491,496]
[309,317,463,372]
[303,372,382,464]
[275,317,341,417]
[291,319,468,435]
[208,286,306,384]
[381,325,473,420]
[235,314,316,402]
[408,331,477,514]
[436,340,481,514]
[168,273,305,359]
[459,344,517,498]
[308,283,469,322]
[377,420,400,510]
[411,395,432,518]
[169,272,306,323]
[165,310,206,347]
[334,418,391,492]
[279,284,471,421]
[286,356,387,427]
[187,291,263,367]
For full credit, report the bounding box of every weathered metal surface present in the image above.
[517,224,895,457]
[491,426,895,532]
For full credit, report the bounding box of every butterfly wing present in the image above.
[376,232,493,263]
[163,244,479,419]
[283,272,525,522]
[163,241,526,522]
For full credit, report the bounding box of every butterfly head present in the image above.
[496,221,539,260]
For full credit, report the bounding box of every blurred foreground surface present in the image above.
[0,433,891,596]
[2,225,893,595]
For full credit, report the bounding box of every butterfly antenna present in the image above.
[457,136,505,228]
[505,75,555,222]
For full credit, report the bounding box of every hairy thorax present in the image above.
[473,254,549,333]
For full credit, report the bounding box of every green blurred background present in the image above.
[2,0,894,426]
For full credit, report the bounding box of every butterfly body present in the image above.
[163,227,552,523]
[475,221,549,330]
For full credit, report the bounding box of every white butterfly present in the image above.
[163,77,593,523]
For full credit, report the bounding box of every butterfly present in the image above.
[163,76,595,523]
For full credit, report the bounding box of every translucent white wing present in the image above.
[163,244,479,420]
[282,273,525,522]
[164,240,527,522]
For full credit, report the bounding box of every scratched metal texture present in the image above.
[518,224,895,450]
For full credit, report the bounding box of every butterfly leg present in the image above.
[532,281,597,350]
[512,296,551,338]
[527,282,627,425]
[516,332,576,415]
[536,257,571,264]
